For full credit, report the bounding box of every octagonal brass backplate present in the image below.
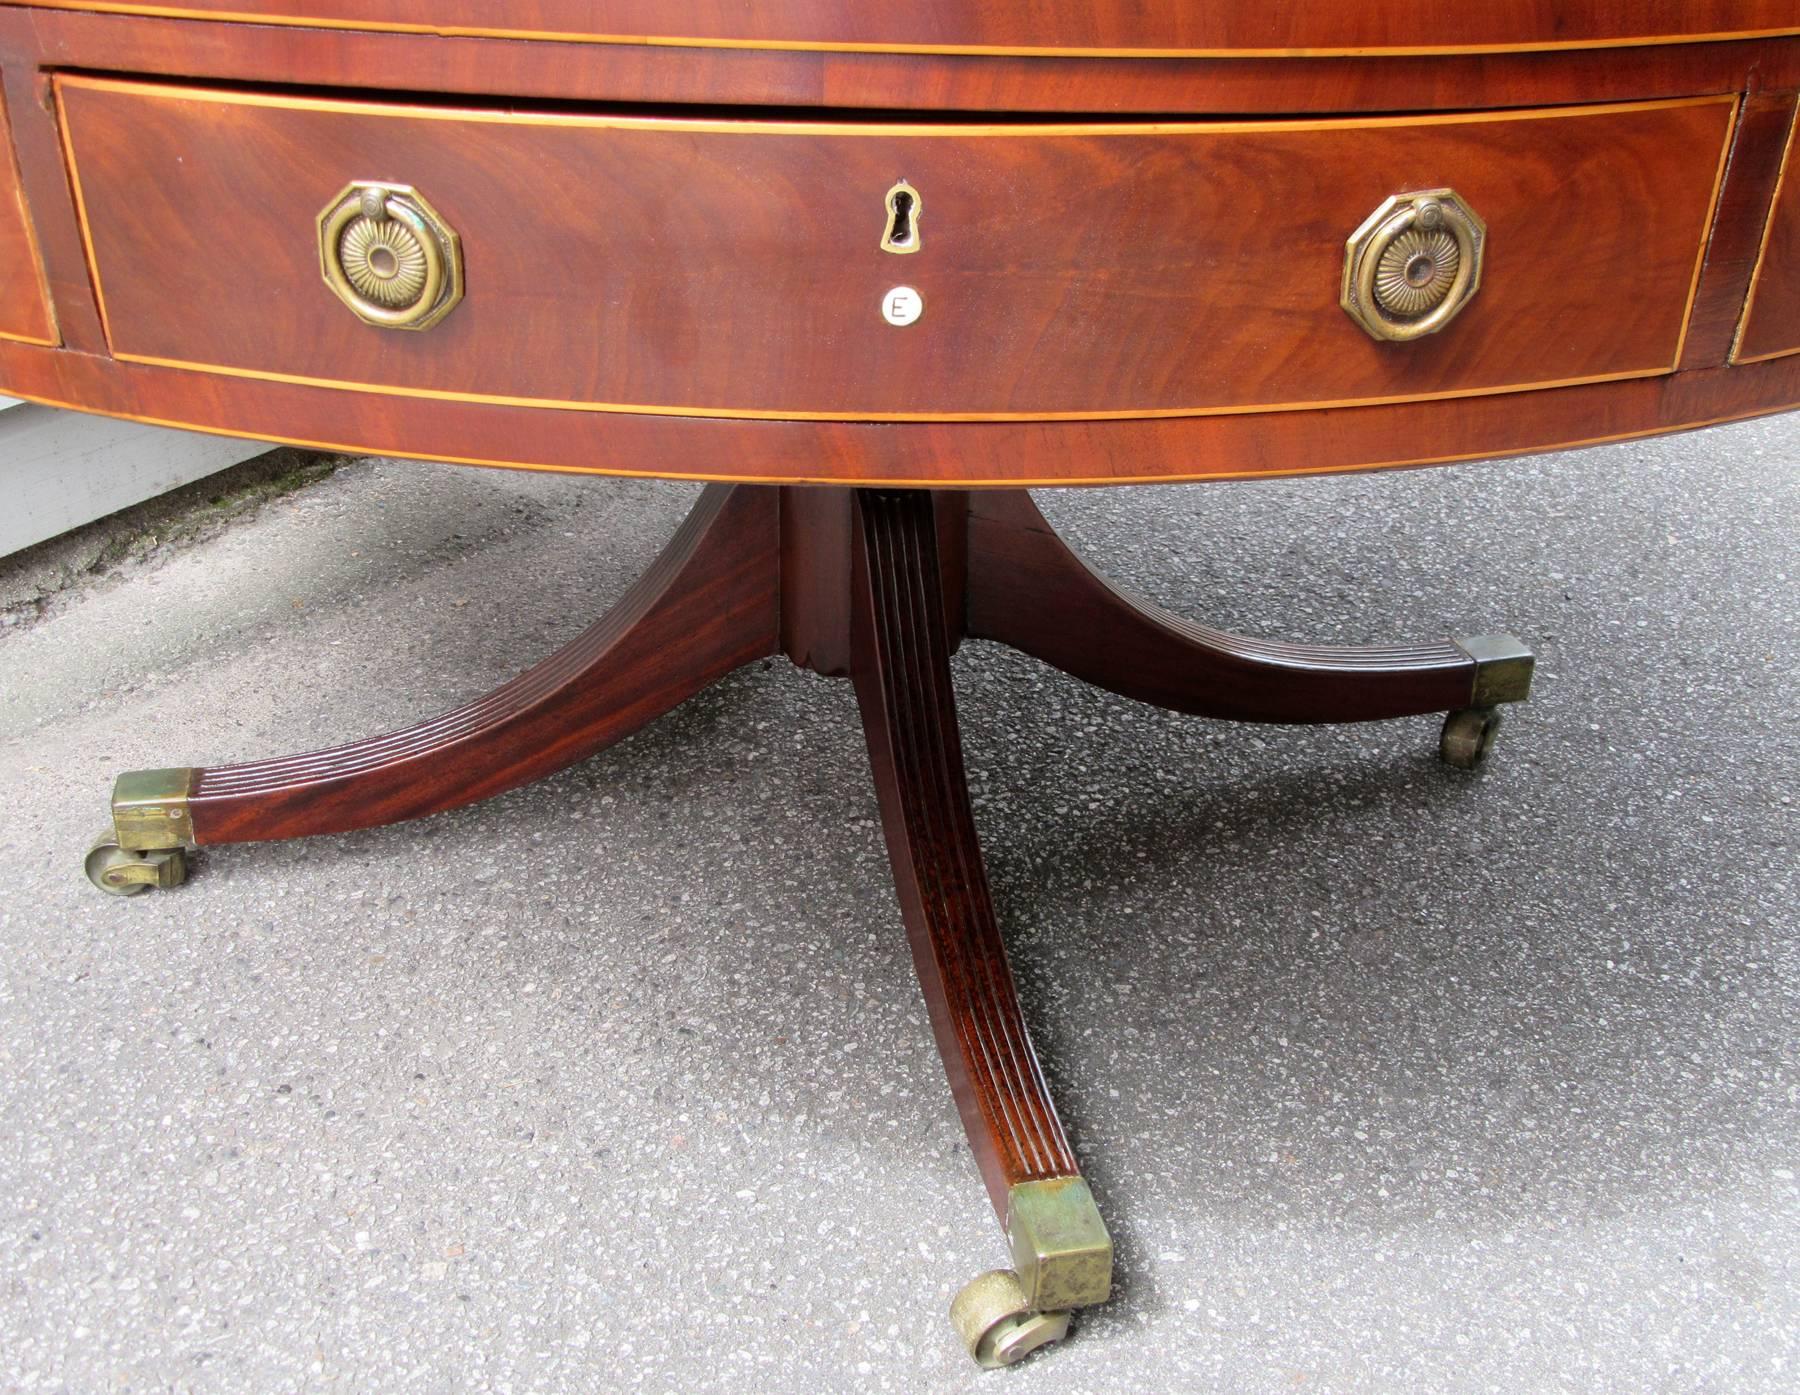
[317,181,464,331]
[1341,188,1486,343]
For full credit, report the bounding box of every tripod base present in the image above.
[88,484,1533,1365]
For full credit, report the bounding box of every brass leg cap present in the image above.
[1007,1176,1113,1310]
[110,767,196,851]
[950,1269,1071,1369]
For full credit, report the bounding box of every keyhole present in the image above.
[881,181,922,255]
[889,191,915,245]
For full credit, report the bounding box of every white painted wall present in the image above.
[0,400,270,556]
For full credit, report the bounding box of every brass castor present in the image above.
[949,1269,1071,1369]
[1440,706,1503,769]
[84,832,188,896]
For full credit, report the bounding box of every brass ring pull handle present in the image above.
[317,181,464,331]
[1340,188,1486,343]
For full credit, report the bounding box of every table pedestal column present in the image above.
[84,482,1534,1365]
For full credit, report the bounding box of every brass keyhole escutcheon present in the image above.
[317,181,465,331]
[881,181,922,255]
[1340,188,1486,343]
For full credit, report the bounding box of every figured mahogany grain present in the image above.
[1736,111,1800,362]
[0,65,102,351]
[5,1,1799,54]
[1,11,1797,483]
[5,0,1794,1340]
[6,334,1800,488]
[186,484,780,844]
[781,487,966,676]
[58,80,1733,421]
[142,475,1510,1231]
[8,11,1800,117]
[0,79,53,345]
[851,489,1080,1219]
[965,492,1479,723]
[1681,90,1799,368]
[779,487,855,676]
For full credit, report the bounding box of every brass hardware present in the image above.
[1454,633,1535,707]
[317,181,464,331]
[944,1178,1108,1365]
[85,832,187,896]
[1342,188,1486,342]
[111,767,195,851]
[880,181,922,255]
[1005,1177,1113,1311]
[1440,707,1505,769]
[949,1269,1070,1368]
[1440,636,1530,768]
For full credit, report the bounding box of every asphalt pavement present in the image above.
[0,420,1794,1393]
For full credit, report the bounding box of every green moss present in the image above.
[1,447,353,628]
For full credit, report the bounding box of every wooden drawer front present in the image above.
[0,83,56,347]
[58,80,1733,421]
[1736,113,1800,363]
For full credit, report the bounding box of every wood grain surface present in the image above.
[1681,90,1798,368]
[57,80,1734,421]
[9,10,1800,117]
[5,1,1800,54]
[965,491,1482,723]
[1736,109,1800,361]
[5,332,1800,487]
[851,489,1081,1219]
[0,82,54,345]
[1,63,104,352]
[186,485,780,843]
[158,475,1503,1216]
[0,13,1797,484]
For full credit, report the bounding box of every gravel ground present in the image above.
[0,422,1795,1394]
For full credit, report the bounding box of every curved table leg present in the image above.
[850,490,1111,1367]
[93,484,779,881]
[964,489,1532,733]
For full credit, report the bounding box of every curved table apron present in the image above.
[4,2,1796,1369]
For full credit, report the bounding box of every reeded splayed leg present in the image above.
[848,489,1111,1368]
[85,484,781,893]
[964,489,1532,759]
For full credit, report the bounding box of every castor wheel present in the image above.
[949,1269,1071,1369]
[84,832,188,896]
[1440,706,1504,770]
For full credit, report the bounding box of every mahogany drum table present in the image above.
[6,1,1799,1368]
